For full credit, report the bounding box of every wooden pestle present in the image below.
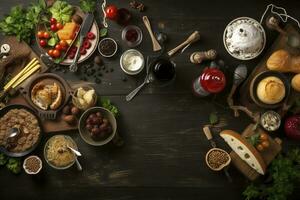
[167,31,200,57]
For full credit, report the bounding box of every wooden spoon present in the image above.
[142,16,162,52]
[167,31,200,57]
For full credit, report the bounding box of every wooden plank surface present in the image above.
[1,0,300,200]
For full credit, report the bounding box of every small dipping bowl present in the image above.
[72,86,97,110]
[23,155,42,175]
[260,110,281,132]
[122,25,143,47]
[98,38,118,58]
[205,148,231,171]
[120,49,145,75]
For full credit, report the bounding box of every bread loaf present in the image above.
[220,130,266,175]
[267,50,300,73]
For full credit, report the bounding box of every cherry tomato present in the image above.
[80,48,87,55]
[39,39,47,47]
[37,31,44,39]
[260,133,269,141]
[53,49,61,58]
[59,40,68,47]
[261,141,270,148]
[50,17,57,25]
[50,24,57,31]
[43,32,50,39]
[87,32,95,40]
[48,49,54,57]
[83,40,91,49]
[56,23,63,30]
[55,44,63,51]
[105,5,118,20]
[256,144,264,152]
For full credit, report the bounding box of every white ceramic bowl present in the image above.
[120,49,145,75]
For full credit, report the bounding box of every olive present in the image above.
[86,124,92,131]
[102,118,108,125]
[96,112,102,118]
[91,127,101,135]
[86,118,92,124]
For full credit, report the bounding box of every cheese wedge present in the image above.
[57,22,78,40]
[220,130,266,175]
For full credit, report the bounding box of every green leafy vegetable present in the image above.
[243,148,300,200]
[100,28,108,38]
[0,1,44,43]
[49,1,73,24]
[101,98,119,117]
[209,112,219,125]
[6,158,21,174]
[79,0,97,13]
[247,133,260,147]
[0,153,8,166]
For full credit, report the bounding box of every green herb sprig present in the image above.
[79,0,97,13]
[0,0,46,43]
[243,148,300,200]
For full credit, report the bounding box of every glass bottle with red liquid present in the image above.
[192,62,226,97]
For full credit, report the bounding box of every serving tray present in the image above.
[239,25,300,116]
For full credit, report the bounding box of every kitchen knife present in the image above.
[69,13,94,72]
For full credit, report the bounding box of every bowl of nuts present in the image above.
[205,148,231,171]
[23,155,43,175]
[78,107,116,146]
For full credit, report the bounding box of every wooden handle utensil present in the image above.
[168,31,200,57]
[142,16,162,52]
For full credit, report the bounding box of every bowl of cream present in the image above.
[120,49,145,75]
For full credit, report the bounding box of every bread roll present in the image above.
[292,73,300,92]
[267,50,300,73]
[256,76,285,104]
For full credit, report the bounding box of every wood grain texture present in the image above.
[1,0,300,199]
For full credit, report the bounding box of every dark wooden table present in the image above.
[1,0,300,199]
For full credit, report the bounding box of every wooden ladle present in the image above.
[167,31,200,57]
[142,16,162,52]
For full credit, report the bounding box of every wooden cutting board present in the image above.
[0,36,77,133]
[230,124,282,181]
[239,25,300,116]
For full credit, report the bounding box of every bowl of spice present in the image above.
[122,25,143,47]
[120,49,145,75]
[23,155,42,175]
[205,148,231,171]
[98,38,118,58]
[260,110,281,132]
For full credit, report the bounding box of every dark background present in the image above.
[0,0,300,199]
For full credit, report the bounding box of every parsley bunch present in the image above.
[0,0,46,43]
[243,148,300,200]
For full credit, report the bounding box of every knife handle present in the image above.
[203,126,213,140]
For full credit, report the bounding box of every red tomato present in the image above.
[50,18,57,25]
[105,5,118,20]
[48,49,54,57]
[39,39,47,47]
[50,24,57,31]
[37,31,44,39]
[53,49,61,58]
[56,23,63,30]
[59,40,68,51]
[43,32,50,39]
[55,44,63,51]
